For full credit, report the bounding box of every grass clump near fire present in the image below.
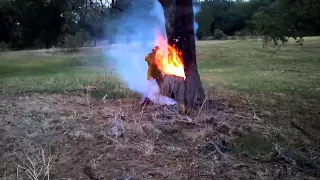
[0,39,320,179]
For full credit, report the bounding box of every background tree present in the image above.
[0,0,320,48]
[252,0,320,45]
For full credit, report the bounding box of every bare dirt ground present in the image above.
[1,91,317,180]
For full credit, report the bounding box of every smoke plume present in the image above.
[104,0,200,96]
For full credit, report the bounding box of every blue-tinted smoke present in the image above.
[193,5,200,40]
[104,0,200,96]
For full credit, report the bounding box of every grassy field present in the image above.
[197,38,320,130]
[0,39,319,179]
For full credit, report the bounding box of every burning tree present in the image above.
[106,0,205,113]
[157,0,205,112]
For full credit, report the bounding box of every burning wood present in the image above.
[154,35,186,79]
[142,34,187,114]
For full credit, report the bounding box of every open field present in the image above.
[0,39,320,179]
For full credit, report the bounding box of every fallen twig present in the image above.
[103,134,124,146]
[13,147,56,180]
[244,95,262,121]
[174,119,202,126]
[140,102,147,116]
[247,113,262,121]
[206,141,224,155]
[196,96,208,119]
[203,141,230,160]
[290,120,318,142]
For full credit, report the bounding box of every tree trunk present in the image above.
[160,74,186,113]
[159,0,205,110]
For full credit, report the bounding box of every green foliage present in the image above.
[196,0,319,44]
[3,0,67,49]
[59,31,91,48]
[0,0,120,50]
[195,0,271,38]
[0,41,9,51]
[0,0,155,50]
[0,0,319,49]
[251,0,320,45]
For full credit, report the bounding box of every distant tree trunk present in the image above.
[158,0,205,110]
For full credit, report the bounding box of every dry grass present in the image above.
[0,91,318,179]
[13,146,57,180]
[0,93,281,179]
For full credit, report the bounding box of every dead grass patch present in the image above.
[0,90,318,179]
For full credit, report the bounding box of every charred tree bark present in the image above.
[159,0,205,110]
[160,74,186,113]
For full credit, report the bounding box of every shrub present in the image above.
[230,35,237,40]
[0,41,9,52]
[213,29,226,40]
[59,31,91,49]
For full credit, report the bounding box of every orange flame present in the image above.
[154,35,186,79]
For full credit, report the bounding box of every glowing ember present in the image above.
[154,35,186,79]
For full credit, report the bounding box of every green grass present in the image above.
[1,39,319,98]
[0,51,137,99]
[197,39,320,101]
[0,52,100,92]
[0,39,319,114]
[1,39,319,102]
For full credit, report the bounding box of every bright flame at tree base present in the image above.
[154,35,186,79]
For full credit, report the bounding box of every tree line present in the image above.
[195,0,320,44]
[0,0,130,50]
[0,0,319,50]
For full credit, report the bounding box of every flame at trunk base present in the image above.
[154,35,186,79]
[143,34,187,110]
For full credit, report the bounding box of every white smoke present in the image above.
[104,0,200,97]
[193,5,200,41]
